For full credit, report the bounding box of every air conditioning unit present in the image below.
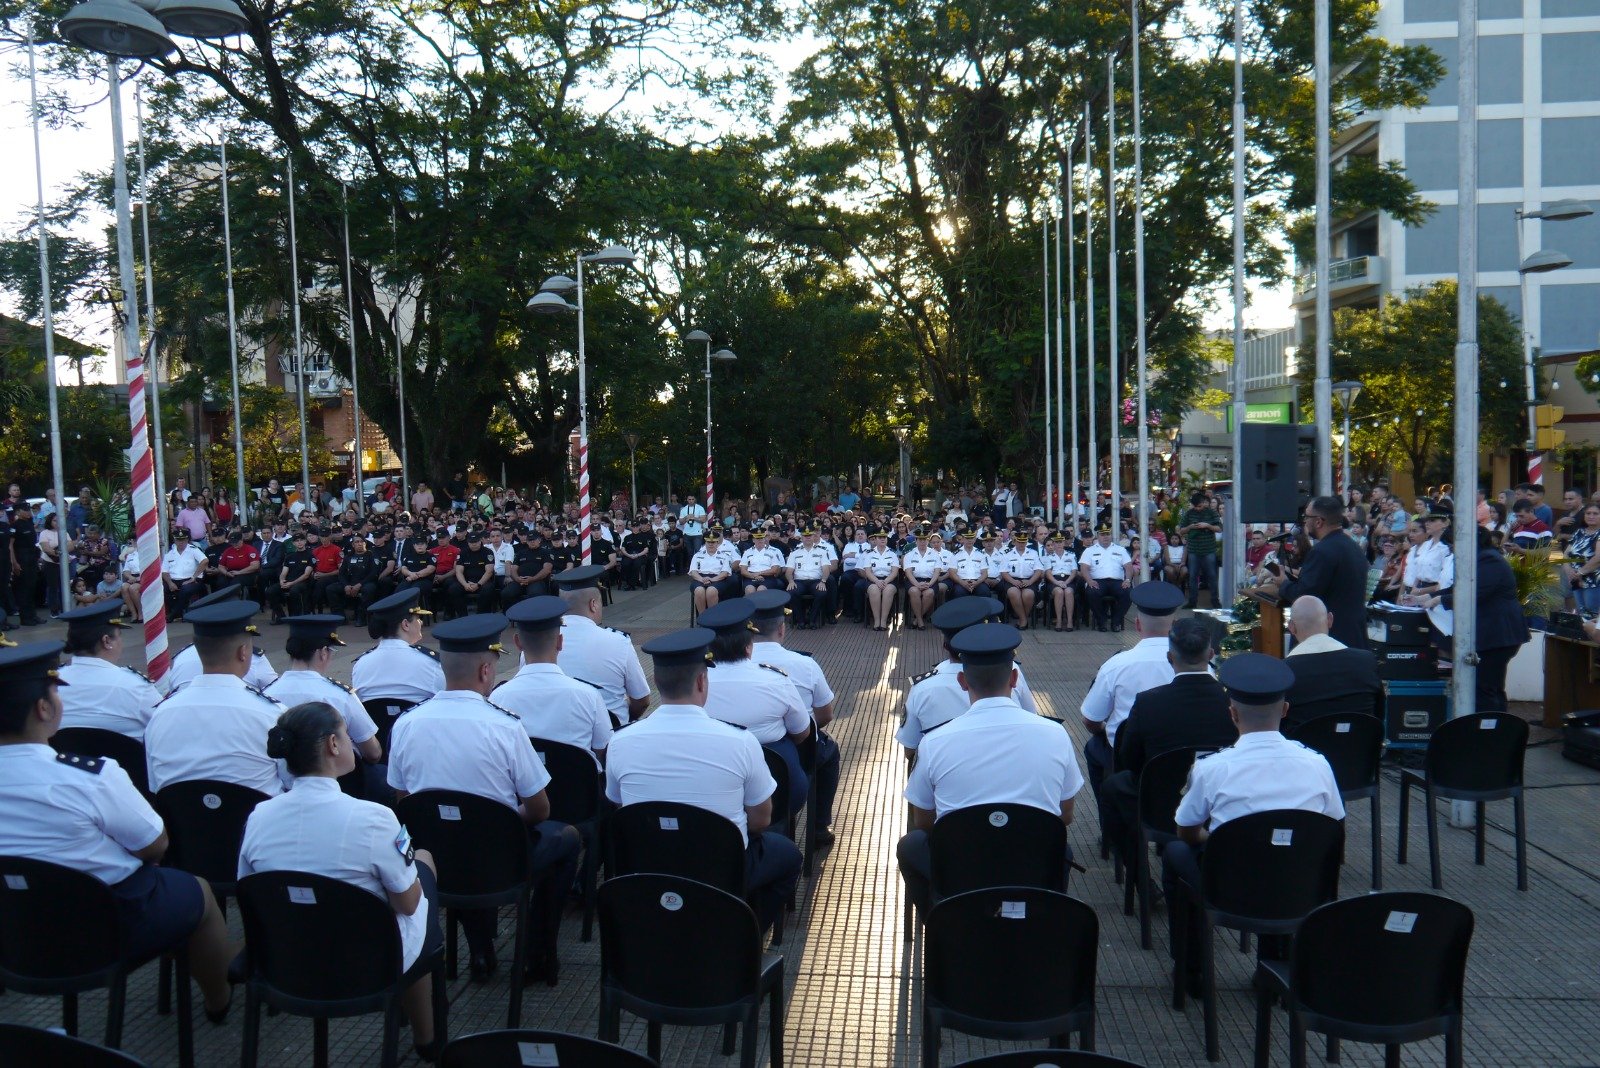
[310,372,341,397]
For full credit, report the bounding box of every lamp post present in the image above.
[1515,199,1593,456]
[892,425,911,507]
[685,329,736,515]
[624,432,639,514]
[528,244,638,564]
[1333,380,1362,498]
[219,138,247,528]
[57,0,251,686]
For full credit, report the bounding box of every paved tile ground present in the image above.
[4,577,1600,1066]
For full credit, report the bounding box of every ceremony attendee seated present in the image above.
[1282,595,1382,730]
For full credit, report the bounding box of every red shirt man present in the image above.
[218,538,261,577]
[311,536,343,575]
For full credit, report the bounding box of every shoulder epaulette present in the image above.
[491,677,508,693]
[759,663,789,677]
[604,626,632,638]
[415,645,440,661]
[353,647,374,662]
[920,718,950,736]
[715,718,748,730]
[1013,658,1023,667]
[56,751,104,774]
[793,649,814,658]
[328,677,356,695]
[253,647,266,658]
[911,669,938,685]
[246,684,278,704]
[154,682,188,704]
[573,677,604,690]
[123,665,152,683]
[488,699,521,720]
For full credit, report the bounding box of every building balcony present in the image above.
[1291,254,1387,308]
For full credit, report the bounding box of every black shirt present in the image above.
[512,545,553,583]
[397,539,433,577]
[455,545,493,582]
[339,551,380,584]
[622,532,653,557]
[591,538,617,566]
[279,548,313,584]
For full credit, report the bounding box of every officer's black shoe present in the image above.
[1096,622,1108,632]
[521,953,559,987]
[469,949,497,982]
[414,1038,443,1063]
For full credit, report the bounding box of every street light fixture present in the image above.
[1516,200,1594,454]
[57,0,250,688]
[527,244,638,563]
[891,425,912,507]
[623,432,639,515]
[1332,379,1362,498]
[684,330,736,513]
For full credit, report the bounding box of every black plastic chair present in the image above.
[1126,747,1202,950]
[236,870,448,1068]
[796,720,822,879]
[364,697,418,761]
[1397,711,1529,892]
[597,874,784,1068]
[0,857,192,1067]
[952,1053,1147,1068]
[51,728,150,797]
[759,748,793,946]
[396,790,535,1028]
[1173,810,1345,1063]
[441,1027,659,1067]
[604,801,747,898]
[1252,892,1474,1068]
[923,887,1099,1068]
[929,803,1068,903]
[1289,713,1386,890]
[0,1022,151,1067]
[530,736,604,942]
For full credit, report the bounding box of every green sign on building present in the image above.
[1224,402,1294,432]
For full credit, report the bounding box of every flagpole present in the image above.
[1084,104,1099,528]
[220,139,247,524]
[134,83,168,548]
[286,152,312,504]
[1133,0,1151,581]
[1066,157,1080,532]
[1107,56,1121,532]
[1042,217,1053,522]
[342,181,363,514]
[1054,211,1067,527]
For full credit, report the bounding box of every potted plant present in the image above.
[1505,548,1561,702]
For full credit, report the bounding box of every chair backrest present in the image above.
[395,790,531,899]
[153,779,271,892]
[597,874,762,1012]
[604,802,747,897]
[1283,690,1379,733]
[1425,712,1529,793]
[1136,747,1203,837]
[795,719,819,775]
[1200,810,1344,926]
[0,1023,151,1067]
[235,870,402,1006]
[929,804,1067,899]
[0,857,125,986]
[51,728,150,796]
[762,747,792,828]
[441,1028,660,1068]
[1288,715,1384,796]
[1290,892,1474,1028]
[365,697,418,755]
[528,737,601,825]
[951,1052,1147,1068]
[925,887,1098,1026]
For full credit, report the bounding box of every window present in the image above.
[1406,0,1521,18]
[1545,0,1600,18]
[1403,204,1520,274]
[1541,283,1600,355]
[1542,117,1600,188]
[1420,34,1523,106]
[1403,119,1522,190]
[1544,34,1600,104]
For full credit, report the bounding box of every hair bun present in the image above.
[265,725,292,759]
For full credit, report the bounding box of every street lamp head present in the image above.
[1333,379,1363,405]
[711,348,737,362]
[1530,199,1595,222]
[581,244,637,266]
[59,0,175,57]
[539,274,578,295]
[153,0,249,37]
[684,329,712,343]
[1520,249,1574,275]
[525,291,576,315]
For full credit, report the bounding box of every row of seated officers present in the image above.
[0,564,844,1062]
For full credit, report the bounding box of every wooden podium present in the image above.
[1249,591,1286,659]
[1544,632,1600,729]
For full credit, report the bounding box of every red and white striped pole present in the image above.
[108,60,169,681]
[706,450,714,518]
[576,257,592,565]
[1528,452,1543,486]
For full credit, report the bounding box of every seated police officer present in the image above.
[264,615,387,800]
[553,566,651,728]
[688,529,738,613]
[162,585,280,695]
[352,588,446,707]
[1161,653,1345,993]
[1079,526,1135,631]
[496,596,613,765]
[56,600,163,740]
[897,623,1084,914]
[240,702,443,1059]
[386,613,580,986]
[898,597,1040,754]
[1079,580,1182,798]
[606,627,802,935]
[0,641,237,1021]
[328,531,381,624]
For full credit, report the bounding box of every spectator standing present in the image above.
[411,481,434,515]
[679,493,707,555]
[1564,504,1600,613]
[65,486,94,538]
[175,496,211,541]
[1177,490,1220,609]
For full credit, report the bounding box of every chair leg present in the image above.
[431,960,448,1053]
[1253,980,1273,1068]
[922,1007,939,1068]
[1289,1012,1307,1068]
[1514,792,1528,891]
[175,951,194,1068]
[740,1007,759,1068]
[1425,783,1443,890]
[157,954,172,1015]
[63,991,78,1037]
[769,978,786,1068]
[1202,922,1220,1062]
[379,996,401,1068]
[509,896,527,1029]
[1171,895,1188,1011]
[1327,1034,1340,1062]
[1397,777,1411,865]
[1446,1015,1463,1068]
[314,1015,329,1068]
[105,974,127,1049]
[1123,850,1137,917]
[722,1021,738,1055]
[580,828,598,942]
[241,986,261,1068]
[1384,1043,1401,1068]
[445,908,459,980]
[647,1021,663,1063]
[1370,791,1383,891]
[1080,1019,1095,1052]
[597,988,617,1043]
[1138,839,1154,950]
[1474,801,1487,865]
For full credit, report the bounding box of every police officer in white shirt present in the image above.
[999,528,1045,629]
[1079,526,1135,631]
[552,566,650,727]
[1043,532,1080,631]
[860,528,902,631]
[898,623,1084,912]
[386,613,580,986]
[161,527,210,619]
[688,530,738,613]
[899,597,1040,751]
[162,585,280,695]
[839,529,872,620]
[739,528,786,595]
[0,641,236,1021]
[606,628,802,934]
[145,600,290,797]
[351,587,447,748]
[901,525,945,630]
[748,591,843,844]
[496,596,613,765]
[784,524,834,629]
[946,529,990,601]
[240,702,444,1058]
[1161,653,1344,988]
[713,526,743,567]
[699,599,812,815]
[56,601,162,740]
[264,614,386,799]
[1079,580,1183,799]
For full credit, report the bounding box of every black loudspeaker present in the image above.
[1239,424,1318,522]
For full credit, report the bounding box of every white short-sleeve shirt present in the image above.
[1081,543,1132,580]
[57,655,164,740]
[386,690,549,809]
[604,704,776,845]
[951,548,988,581]
[740,546,786,575]
[1174,732,1346,831]
[904,697,1084,821]
[145,674,290,796]
[703,658,810,743]
[1045,550,1079,578]
[0,745,164,884]
[1080,636,1175,744]
[556,615,650,725]
[162,544,208,581]
[897,659,1041,748]
[237,776,429,969]
[751,641,835,712]
[493,662,614,763]
[352,639,447,705]
[690,549,731,578]
[903,546,943,580]
[786,545,831,582]
[162,644,278,696]
[264,670,379,745]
